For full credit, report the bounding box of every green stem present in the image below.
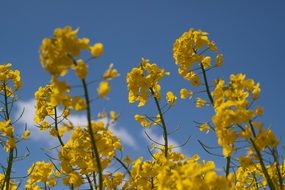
[82,79,103,190]
[70,56,103,189]
[54,107,94,190]
[54,107,65,147]
[200,61,231,176]
[200,61,214,105]
[225,156,231,176]
[114,156,131,176]
[150,88,168,158]
[250,138,275,190]
[86,175,94,190]
[249,122,275,190]
[2,82,14,190]
[271,148,283,190]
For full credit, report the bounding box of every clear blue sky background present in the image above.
[1,1,285,189]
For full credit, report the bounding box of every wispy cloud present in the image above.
[15,99,138,149]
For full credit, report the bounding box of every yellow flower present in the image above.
[90,43,104,57]
[124,156,131,165]
[0,120,13,137]
[126,58,168,106]
[72,96,86,111]
[72,59,88,79]
[97,80,110,98]
[216,54,223,67]
[5,138,16,151]
[68,172,83,187]
[180,88,193,99]
[134,114,151,128]
[201,56,211,68]
[103,63,119,80]
[209,41,218,52]
[252,83,260,100]
[238,156,252,168]
[255,129,279,150]
[196,97,207,108]
[199,123,210,133]
[173,29,222,87]
[110,111,119,122]
[0,173,17,190]
[166,91,177,106]
[185,71,200,86]
[22,130,31,140]
[0,63,23,95]
[40,26,89,77]
[255,106,263,116]
[26,161,57,189]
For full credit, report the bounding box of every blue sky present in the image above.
[1,1,285,188]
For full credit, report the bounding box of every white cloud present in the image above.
[111,126,139,150]
[142,128,182,152]
[15,99,54,144]
[15,99,138,149]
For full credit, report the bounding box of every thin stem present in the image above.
[54,108,94,190]
[69,55,103,189]
[200,61,214,105]
[150,88,168,158]
[248,122,275,189]
[225,156,231,176]
[86,176,94,190]
[2,82,14,190]
[82,78,103,190]
[199,58,231,176]
[249,138,275,190]
[54,107,64,147]
[271,148,283,190]
[114,156,131,176]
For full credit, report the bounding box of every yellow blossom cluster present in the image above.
[234,160,285,189]
[134,114,161,128]
[0,120,16,151]
[1,27,284,190]
[0,173,17,190]
[0,64,26,152]
[123,149,184,189]
[166,91,177,106]
[0,63,22,98]
[103,172,125,189]
[40,26,102,78]
[124,149,233,189]
[126,58,169,106]
[212,73,273,156]
[26,161,58,190]
[97,63,120,98]
[34,82,81,137]
[59,121,121,187]
[173,29,223,86]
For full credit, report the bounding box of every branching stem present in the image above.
[150,88,168,158]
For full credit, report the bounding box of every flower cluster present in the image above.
[173,29,223,86]
[124,149,233,189]
[26,161,58,189]
[0,63,22,97]
[0,173,17,190]
[59,121,121,187]
[211,73,276,156]
[1,26,284,190]
[40,26,102,78]
[97,63,119,98]
[234,160,285,189]
[126,58,169,106]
